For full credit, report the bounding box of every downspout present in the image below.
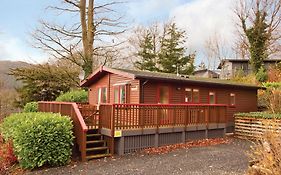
[141,80,149,103]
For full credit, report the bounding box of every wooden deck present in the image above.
[38,102,227,161]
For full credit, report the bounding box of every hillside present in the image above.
[0,60,31,89]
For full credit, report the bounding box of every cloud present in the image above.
[170,0,237,63]
[0,35,48,64]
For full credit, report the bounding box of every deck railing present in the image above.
[38,102,88,161]
[100,104,227,131]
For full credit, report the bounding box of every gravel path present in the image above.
[27,138,251,175]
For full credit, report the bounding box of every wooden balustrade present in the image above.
[99,104,227,131]
[78,103,99,129]
[38,101,88,162]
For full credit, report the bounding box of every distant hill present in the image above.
[0,60,31,89]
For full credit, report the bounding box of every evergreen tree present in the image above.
[134,30,157,71]
[158,23,195,75]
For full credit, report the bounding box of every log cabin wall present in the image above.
[140,80,257,131]
[88,73,140,105]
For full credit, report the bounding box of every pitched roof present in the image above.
[218,58,281,69]
[80,66,263,89]
[193,69,220,75]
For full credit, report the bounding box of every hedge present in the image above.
[0,112,74,169]
[235,112,281,119]
[56,89,88,102]
[23,102,38,112]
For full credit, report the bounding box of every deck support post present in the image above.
[154,133,159,147]
[116,137,125,155]
[181,131,185,143]
[205,129,208,139]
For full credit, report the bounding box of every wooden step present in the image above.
[86,153,111,160]
[86,140,105,144]
[86,146,108,152]
[87,133,102,137]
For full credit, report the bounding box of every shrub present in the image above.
[262,82,281,89]
[232,73,258,85]
[0,112,74,169]
[0,139,17,174]
[256,66,268,83]
[235,112,281,119]
[56,89,88,103]
[23,102,38,112]
[267,65,281,82]
[248,129,281,175]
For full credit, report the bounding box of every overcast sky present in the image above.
[0,0,237,65]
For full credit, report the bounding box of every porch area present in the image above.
[38,102,227,161]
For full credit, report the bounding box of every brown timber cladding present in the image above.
[141,80,257,125]
[88,73,140,105]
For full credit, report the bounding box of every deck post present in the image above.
[116,137,125,155]
[181,131,185,143]
[110,105,115,155]
[154,133,159,147]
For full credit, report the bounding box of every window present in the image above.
[230,93,236,106]
[159,86,169,104]
[114,88,119,103]
[120,85,126,103]
[193,89,200,103]
[185,88,192,103]
[209,92,216,104]
[114,85,127,103]
[184,88,200,103]
[97,87,107,103]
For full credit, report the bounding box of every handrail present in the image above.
[112,103,228,107]
[39,101,88,131]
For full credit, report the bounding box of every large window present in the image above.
[159,86,169,104]
[230,93,236,106]
[184,88,200,103]
[114,85,127,103]
[185,88,192,103]
[209,91,216,104]
[98,87,107,103]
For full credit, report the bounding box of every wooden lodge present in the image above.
[39,66,261,161]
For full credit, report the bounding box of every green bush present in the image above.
[23,102,38,112]
[56,89,88,102]
[235,112,281,119]
[262,82,281,89]
[0,112,74,169]
[256,66,268,82]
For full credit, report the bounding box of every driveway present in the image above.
[27,138,251,175]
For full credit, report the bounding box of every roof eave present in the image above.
[80,66,135,87]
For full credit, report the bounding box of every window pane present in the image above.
[230,93,235,106]
[114,88,119,103]
[102,87,107,103]
[98,88,102,103]
[185,88,192,103]
[159,86,169,104]
[120,85,126,103]
[193,89,199,103]
[209,92,215,104]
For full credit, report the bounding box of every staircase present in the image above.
[85,129,111,160]
[78,104,112,160]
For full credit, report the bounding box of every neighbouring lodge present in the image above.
[39,66,262,161]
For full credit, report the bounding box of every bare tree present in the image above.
[32,0,127,76]
[203,32,229,70]
[234,0,281,59]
